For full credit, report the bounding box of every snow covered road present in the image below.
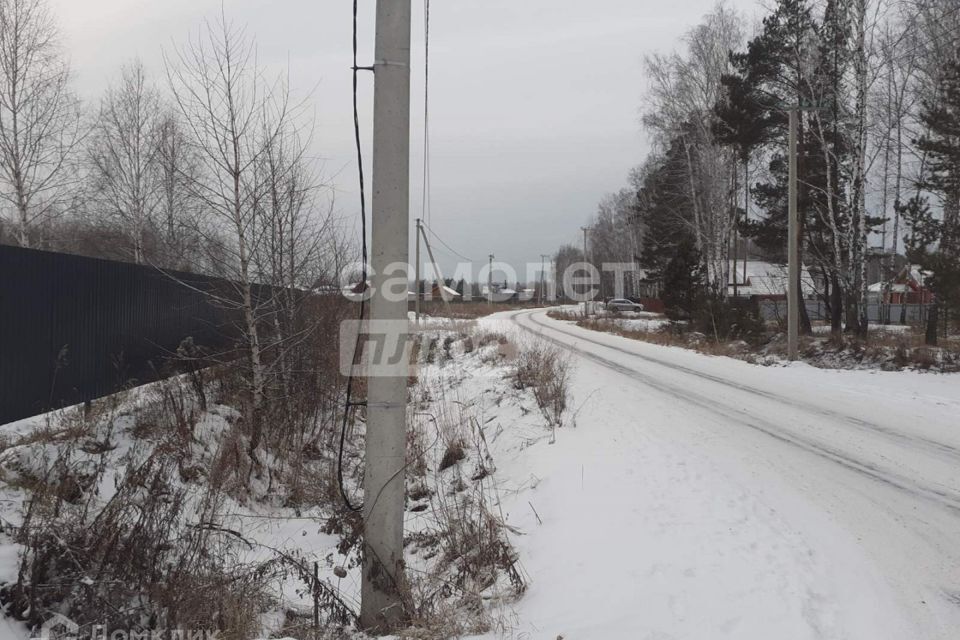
[487,308,960,639]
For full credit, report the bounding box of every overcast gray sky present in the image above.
[52,0,761,279]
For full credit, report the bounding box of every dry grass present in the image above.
[416,301,547,320]
[514,340,573,429]
[764,327,960,371]
[0,368,304,639]
[399,330,530,637]
[550,309,960,371]
[558,313,746,357]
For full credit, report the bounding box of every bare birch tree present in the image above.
[154,108,208,270]
[0,0,82,248]
[642,3,744,292]
[165,11,299,439]
[88,59,162,264]
[588,188,644,298]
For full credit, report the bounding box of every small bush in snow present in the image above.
[514,341,573,429]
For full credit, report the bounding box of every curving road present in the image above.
[505,308,960,639]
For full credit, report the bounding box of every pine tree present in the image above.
[808,0,856,335]
[637,137,700,285]
[714,54,780,297]
[720,0,819,333]
[661,239,706,320]
[918,55,960,209]
[913,52,960,345]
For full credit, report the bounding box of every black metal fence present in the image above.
[1,245,242,425]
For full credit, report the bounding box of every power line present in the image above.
[337,0,371,514]
[420,220,474,262]
[421,0,432,226]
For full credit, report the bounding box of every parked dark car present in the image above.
[607,298,645,313]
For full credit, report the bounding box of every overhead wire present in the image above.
[339,0,440,514]
[421,0,432,226]
[337,0,371,513]
[420,220,475,263]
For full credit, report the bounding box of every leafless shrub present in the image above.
[407,474,525,639]
[515,340,573,428]
[4,443,279,637]
[475,331,507,348]
[545,309,581,322]
[437,440,466,472]
[397,348,529,637]
[0,372,292,639]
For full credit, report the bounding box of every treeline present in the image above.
[579,0,959,344]
[0,0,353,283]
[0,0,356,452]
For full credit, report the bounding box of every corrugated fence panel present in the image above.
[0,245,242,425]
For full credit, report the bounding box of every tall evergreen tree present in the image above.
[912,52,960,344]
[714,55,778,297]
[807,0,856,335]
[720,0,819,333]
[661,239,706,320]
[637,137,700,284]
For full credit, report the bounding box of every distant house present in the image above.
[727,261,817,300]
[481,284,517,302]
[311,282,342,297]
[426,283,460,301]
[341,280,418,302]
[867,265,933,304]
[341,280,370,301]
[866,247,908,286]
[633,269,660,299]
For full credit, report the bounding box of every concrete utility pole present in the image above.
[787,108,799,361]
[487,254,494,305]
[581,226,592,311]
[419,222,447,305]
[540,254,550,305]
[415,218,421,326]
[361,0,411,632]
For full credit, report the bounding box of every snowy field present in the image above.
[612,316,671,332]
[470,308,960,639]
[811,323,914,334]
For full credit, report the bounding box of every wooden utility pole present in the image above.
[788,108,799,361]
[361,0,412,632]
